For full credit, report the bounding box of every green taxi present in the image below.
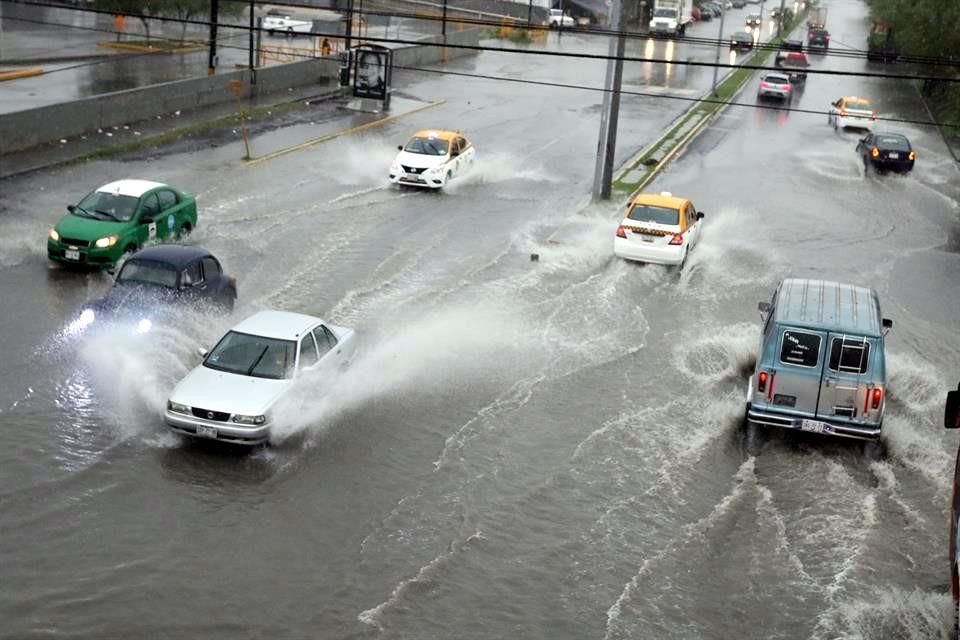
[47,179,198,270]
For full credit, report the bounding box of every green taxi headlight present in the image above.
[49,228,60,242]
[230,414,267,425]
[94,235,118,248]
[167,400,191,414]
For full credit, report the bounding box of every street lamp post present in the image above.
[710,0,726,96]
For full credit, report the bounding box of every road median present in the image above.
[613,11,808,200]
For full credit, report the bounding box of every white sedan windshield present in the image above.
[403,137,449,156]
[204,331,296,380]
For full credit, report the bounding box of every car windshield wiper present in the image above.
[93,209,122,221]
[245,346,270,376]
[72,204,96,218]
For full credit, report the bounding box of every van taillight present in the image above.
[757,371,768,393]
[616,225,627,239]
[668,233,684,245]
[871,387,883,409]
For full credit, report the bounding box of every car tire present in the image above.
[833,118,839,132]
[222,288,236,311]
[446,170,452,184]
[177,222,192,240]
[863,439,883,462]
[110,246,136,274]
[287,27,294,36]
[267,29,275,36]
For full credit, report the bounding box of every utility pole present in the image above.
[208,0,219,75]
[248,0,255,84]
[591,0,625,200]
[710,0,726,96]
[776,0,786,37]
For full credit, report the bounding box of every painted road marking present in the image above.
[0,67,43,82]
[245,99,445,167]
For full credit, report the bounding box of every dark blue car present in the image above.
[72,245,237,334]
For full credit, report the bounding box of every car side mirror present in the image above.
[198,348,208,358]
[758,301,772,314]
[67,204,76,213]
[397,145,403,151]
[881,317,893,334]
[697,211,705,219]
[946,388,960,429]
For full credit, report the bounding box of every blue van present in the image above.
[746,278,893,441]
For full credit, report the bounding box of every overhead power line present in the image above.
[3,9,958,128]
[12,0,960,69]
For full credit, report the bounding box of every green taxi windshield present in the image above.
[117,261,178,288]
[76,191,140,222]
[403,137,449,156]
[204,331,296,380]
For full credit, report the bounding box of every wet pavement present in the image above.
[1,0,957,638]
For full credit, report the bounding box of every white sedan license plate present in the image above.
[887,152,899,159]
[195,425,217,439]
[65,248,80,260]
[799,419,826,433]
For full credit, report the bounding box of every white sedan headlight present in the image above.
[136,318,152,333]
[94,235,118,248]
[231,414,267,425]
[49,228,60,242]
[167,400,191,414]
[390,160,399,171]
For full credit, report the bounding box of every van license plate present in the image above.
[799,419,826,433]
[195,425,217,439]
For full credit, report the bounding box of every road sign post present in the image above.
[229,79,251,160]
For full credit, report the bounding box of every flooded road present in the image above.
[0,0,958,637]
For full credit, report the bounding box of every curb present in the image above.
[0,67,43,82]
[96,40,204,54]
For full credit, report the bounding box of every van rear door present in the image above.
[816,334,873,422]
[765,328,827,414]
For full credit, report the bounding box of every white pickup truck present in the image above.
[262,14,314,35]
[547,9,576,28]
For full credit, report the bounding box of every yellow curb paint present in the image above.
[0,67,43,82]
[96,40,202,53]
[245,99,445,166]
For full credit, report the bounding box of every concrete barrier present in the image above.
[0,30,479,153]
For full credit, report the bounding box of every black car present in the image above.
[729,31,754,51]
[856,132,916,173]
[779,38,804,52]
[808,27,830,49]
[73,245,238,333]
[731,0,746,8]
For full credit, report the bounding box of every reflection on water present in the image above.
[664,39,675,87]
[638,37,680,89]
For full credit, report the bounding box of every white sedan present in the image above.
[389,130,476,189]
[164,310,355,445]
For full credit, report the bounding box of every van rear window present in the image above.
[828,338,870,373]
[779,330,821,367]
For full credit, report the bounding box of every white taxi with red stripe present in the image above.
[389,130,476,189]
[614,192,705,267]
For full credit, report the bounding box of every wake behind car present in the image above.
[746,278,892,444]
[48,179,197,271]
[829,96,877,131]
[614,191,705,267]
[71,245,237,335]
[757,72,792,101]
[165,310,355,445]
[389,130,476,189]
[856,132,915,173]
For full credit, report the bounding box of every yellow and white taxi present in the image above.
[389,130,476,189]
[614,192,705,267]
